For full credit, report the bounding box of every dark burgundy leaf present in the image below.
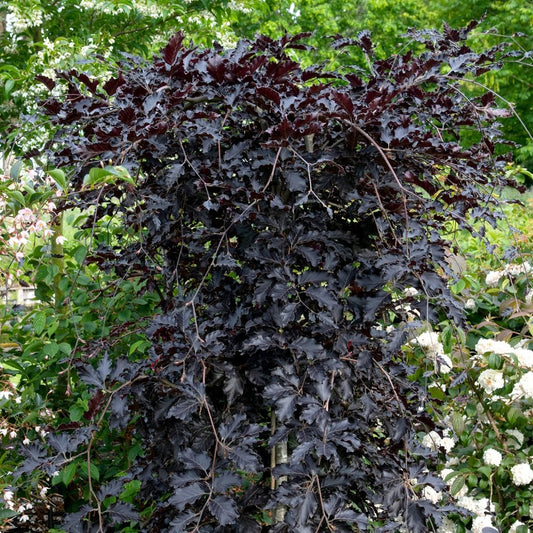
[257,86,281,107]
[208,495,239,526]
[168,482,208,510]
[162,32,185,66]
[35,74,56,91]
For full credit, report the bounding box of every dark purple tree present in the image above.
[26,22,520,531]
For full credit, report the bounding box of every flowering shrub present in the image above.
[407,246,533,531]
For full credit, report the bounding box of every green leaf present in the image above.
[507,406,521,424]
[120,480,142,503]
[47,169,68,191]
[103,165,135,185]
[450,475,465,496]
[88,462,100,481]
[4,79,15,96]
[129,339,150,356]
[33,311,47,335]
[7,189,25,206]
[43,342,59,357]
[73,245,88,264]
[58,342,72,355]
[450,278,466,294]
[488,353,502,370]
[69,401,88,422]
[0,508,19,519]
[478,465,492,479]
[441,325,453,354]
[62,461,77,486]
[9,160,23,181]
[450,412,466,435]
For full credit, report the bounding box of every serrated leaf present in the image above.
[33,311,47,335]
[107,501,139,524]
[169,510,198,531]
[228,445,261,472]
[213,472,242,492]
[208,495,239,526]
[168,482,208,511]
[297,491,318,526]
[180,448,211,471]
[290,336,324,359]
[62,461,77,486]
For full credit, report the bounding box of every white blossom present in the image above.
[421,485,442,504]
[510,463,533,486]
[0,390,13,400]
[510,372,533,400]
[457,495,492,516]
[440,437,455,453]
[506,429,524,447]
[422,431,442,451]
[477,369,505,393]
[505,262,532,276]
[438,353,453,374]
[483,448,502,466]
[475,338,514,356]
[440,468,454,483]
[485,270,503,286]
[513,348,533,369]
[412,331,442,353]
[465,298,476,310]
[3,489,14,501]
[471,514,497,533]
[404,287,419,297]
[438,517,456,533]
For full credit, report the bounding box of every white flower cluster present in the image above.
[476,369,505,394]
[421,485,442,504]
[6,6,44,33]
[421,430,456,452]
[471,514,497,533]
[483,448,502,467]
[2,488,33,522]
[456,495,496,532]
[510,372,533,400]
[411,331,453,374]
[510,463,533,486]
[485,261,532,287]
[437,517,457,533]
[475,339,533,369]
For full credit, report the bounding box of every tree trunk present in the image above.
[271,411,288,523]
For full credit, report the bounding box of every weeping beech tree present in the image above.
[26,22,522,531]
